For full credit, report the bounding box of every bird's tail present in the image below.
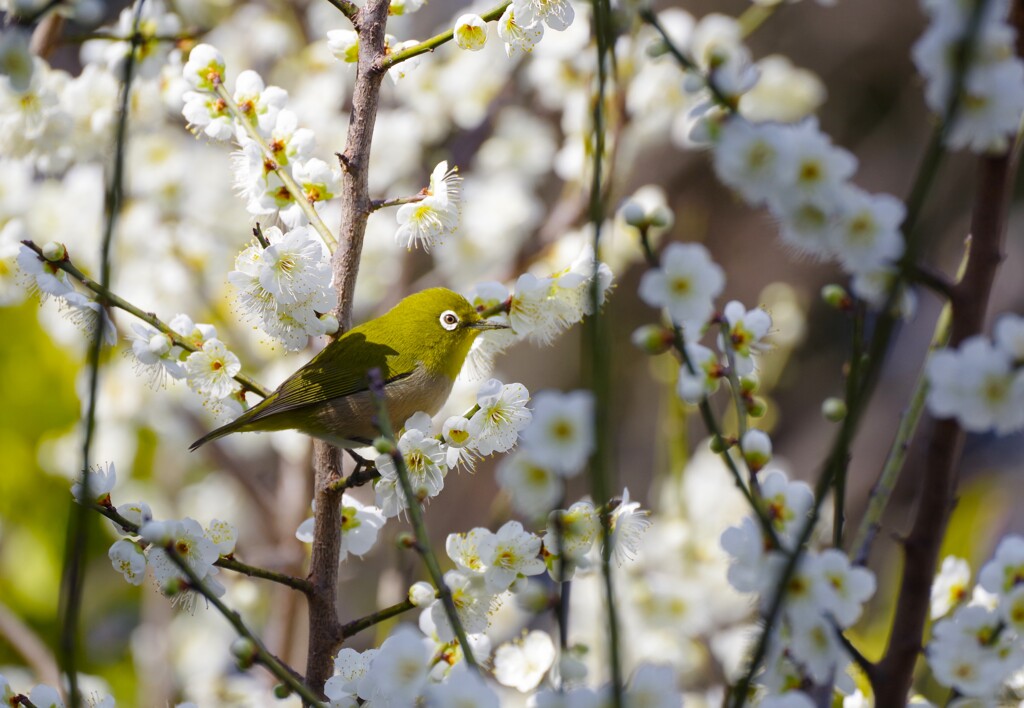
[189,421,240,452]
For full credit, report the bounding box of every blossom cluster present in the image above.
[720,464,878,702]
[633,237,773,407]
[229,224,339,350]
[912,0,1024,153]
[925,539,1024,701]
[926,313,1024,435]
[73,463,238,610]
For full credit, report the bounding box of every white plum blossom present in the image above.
[430,570,492,641]
[146,518,221,595]
[468,380,532,455]
[932,556,972,619]
[509,272,586,344]
[374,428,447,517]
[677,342,722,404]
[181,90,232,140]
[813,549,876,627]
[513,0,573,31]
[182,44,225,92]
[978,535,1024,597]
[521,389,594,477]
[447,527,491,574]
[720,516,767,593]
[455,15,489,52]
[128,322,185,386]
[493,630,556,692]
[109,539,147,585]
[60,292,118,346]
[71,461,116,503]
[478,520,546,593]
[296,495,386,562]
[357,625,430,704]
[497,6,545,58]
[184,339,242,400]
[496,450,563,519]
[425,664,499,707]
[713,118,795,206]
[542,501,599,579]
[610,488,652,565]
[926,335,1024,435]
[720,300,772,375]
[325,647,376,707]
[760,469,814,545]
[231,70,287,134]
[327,30,359,63]
[994,314,1024,363]
[395,161,462,250]
[828,187,906,275]
[639,242,725,335]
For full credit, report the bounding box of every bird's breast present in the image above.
[310,363,454,443]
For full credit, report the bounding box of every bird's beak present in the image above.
[469,320,510,330]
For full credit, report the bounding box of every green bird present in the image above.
[189,288,507,451]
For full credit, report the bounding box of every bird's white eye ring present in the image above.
[440,310,460,330]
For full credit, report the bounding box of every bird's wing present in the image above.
[239,330,409,424]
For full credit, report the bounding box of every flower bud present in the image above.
[747,397,767,418]
[741,429,772,472]
[442,416,472,448]
[631,324,672,355]
[273,684,291,699]
[709,435,730,454]
[161,576,186,597]
[648,205,674,229]
[620,201,646,227]
[740,374,759,394]
[821,284,852,311]
[373,436,395,455]
[148,333,173,357]
[319,313,339,335]
[396,532,417,549]
[454,14,488,51]
[231,638,258,668]
[408,581,435,606]
[42,241,67,262]
[645,40,669,58]
[822,397,847,422]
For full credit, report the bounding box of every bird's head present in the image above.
[387,288,508,378]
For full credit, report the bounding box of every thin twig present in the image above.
[849,240,970,565]
[0,601,61,687]
[369,194,425,211]
[161,545,325,707]
[339,599,417,640]
[20,240,271,398]
[636,229,781,549]
[366,369,480,672]
[378,1,511,70]
[833,303,865,548]
[57,5,145,705]
[324,0,359,22]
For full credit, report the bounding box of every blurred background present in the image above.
[0,0,1021,703]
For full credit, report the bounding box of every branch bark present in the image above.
[303,0,392,693]
[871,145,1019,707]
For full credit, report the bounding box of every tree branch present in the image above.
[339,599,416,641]
[304,0,393,692]
[872,141,1020,708]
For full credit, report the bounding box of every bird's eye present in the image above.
[440,310,460,331]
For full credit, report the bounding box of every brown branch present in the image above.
[871,142,1020,706]
[304,0,393,693]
